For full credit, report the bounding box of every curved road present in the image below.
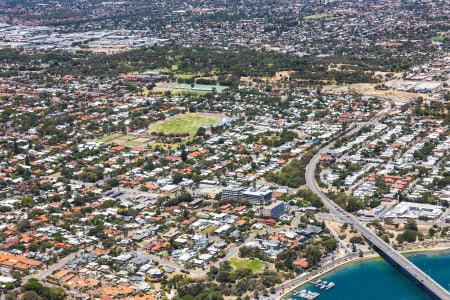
[305,98,450,300]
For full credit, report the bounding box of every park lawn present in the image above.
[150,88,209,96]
[256,135,280,145]
[156,82,228,93]
[305,14,330,19]
[430,36,445,41]
[149,142,180,151]
[149,113,220,135]
[149,68,171,73]
[96,133,123,142]
[158,116,218,134]
[110,138,127,145]
[133,137,151,143]
[110,138,143,147]
[153,89,209,96]
[116,135,136,141]
[174,90,209,96]
[202,225,217,234]
[174,73,199,79]
[229,258,267,272]
[123,140,144,147]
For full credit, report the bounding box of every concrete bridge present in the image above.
[307,154,449,299]
[305,106,450,299]
[354,221,450,300]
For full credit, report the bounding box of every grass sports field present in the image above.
[104,135,152,148]
[148,113,222,135]
[229,258,267,272]
[95,133,123,142]
[156,83,228,93]
[305,14,330,19]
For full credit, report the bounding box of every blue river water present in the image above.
[286,249,450,300]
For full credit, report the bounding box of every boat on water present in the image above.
[294,289,320,300]
[325,282,335,290]
[313,279,335,291]
[314,279,322,288]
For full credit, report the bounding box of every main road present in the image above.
[32,246,93,280]
[305,98,450,300]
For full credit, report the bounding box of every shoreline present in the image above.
[278,241,450,299]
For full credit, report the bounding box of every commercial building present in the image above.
[263,201,285,218]
[221,187,242,201]
[385,202,443,220]
[222,187,272,205]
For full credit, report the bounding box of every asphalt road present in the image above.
[32,246,92,280]
[305,98,450,300]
